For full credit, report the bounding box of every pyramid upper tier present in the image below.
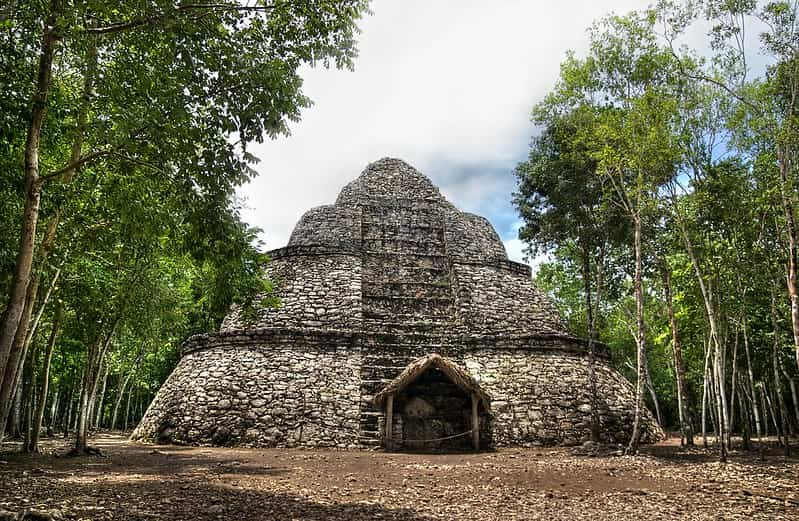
[221,158,568,337]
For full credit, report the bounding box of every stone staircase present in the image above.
[357,200,457,446]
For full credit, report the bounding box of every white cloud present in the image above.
[240,0,653,250]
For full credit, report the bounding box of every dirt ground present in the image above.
[1,434,798,520]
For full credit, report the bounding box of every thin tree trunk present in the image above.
[626,211,646,456]
[63,380,74,438]
[0,0,59,389]
[94,364,108,430]
[760,382,770,438]
[22,365,35,453]
[86,360,105,432]
[0,262,60,442]
[124,384,134,431]
[702,339,712,448]
[778,146,799,371]
[675,207,727,449]
[643,355,663,427]
[75,319,118,453]
[770,284,790,456]
[712,338,728,462]
[48,388,59,436]
[30,303,61,452]
[111,346,144,430]
[738,374,752,450]
[581,245,600,443]
[111,372,127,431]
[742,313,763,438]
[786,373,799,434]
[660,261,693,444]
[729,326,739,445]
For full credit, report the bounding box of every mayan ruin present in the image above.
[133,158,660,450]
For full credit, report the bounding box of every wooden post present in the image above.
[385,394,394,450]
[471,393,479,451]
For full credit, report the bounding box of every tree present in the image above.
[527,11,682,454]
[0,0,370,449]
[515,110,625,443]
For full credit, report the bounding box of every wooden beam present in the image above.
[471,393,480,451]
[385,393,394,450]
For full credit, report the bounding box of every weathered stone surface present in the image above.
[134,158,662,449]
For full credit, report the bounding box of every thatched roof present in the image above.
[373,353,491,410]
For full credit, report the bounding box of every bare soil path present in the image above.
[1,434,797,520]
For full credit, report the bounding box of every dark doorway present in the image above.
[393,366,489,451]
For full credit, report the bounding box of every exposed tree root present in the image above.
[64,445,104,457]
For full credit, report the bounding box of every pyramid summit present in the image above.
[134,158,660,449]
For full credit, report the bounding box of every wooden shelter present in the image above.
[373,353,490,450]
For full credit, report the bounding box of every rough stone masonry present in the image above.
[133,158,661,450]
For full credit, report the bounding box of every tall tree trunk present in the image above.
[86,360,104,431]
[111,372,127,431]
[48,388,58,436]
[29,303,61,452]
[712,339,728,462]
[111,346,144,430]
[770,284,791,456]
[702,339,712,448]
[62,381,73,438]
[784,371,799,433]
[94,365,108,430]
[661,261,693,444]
[760,382,770,438]
[729,327,739,445]
[21,335,38,453]
[581,244,600,443]
[642,354,663,427]
[738,374,752,450]
[0,0,59,388]
[75,319,118,453]
[626,211,646,456]
[778,146,799,371]
[0,255,60,441]
[675,209,728,448]
[742,312,763,438]
[124,384,134,431]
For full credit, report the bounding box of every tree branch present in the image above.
[38,150,110,185]
[86,2,280,35]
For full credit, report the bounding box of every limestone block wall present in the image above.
[135,330,661,448]
[132,331,362,448]
[443,210,507,262]
[288,205,362,250]
[463,349,660,446]
[336,159,445,205]
[452,263,565,334]
[222,252,362,332]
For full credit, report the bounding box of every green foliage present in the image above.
[0,1,370,437]
[520,1,799,435]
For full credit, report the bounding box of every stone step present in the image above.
[362,282,452,299]
[363,270,451,286]
[361,222,445,239]
[360,207,443,227]
[362,311,454,323]
[359,415,379,430]
[362,240,446,256]
[363,253,451,269]
[362,296,454,319]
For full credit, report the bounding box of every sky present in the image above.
[238,0,654,267]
